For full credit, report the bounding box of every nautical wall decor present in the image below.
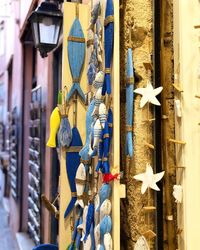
[58,1,122,249]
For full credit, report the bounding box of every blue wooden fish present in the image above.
[97,184,111,212]
[84,202,95,242]
[68,209,83,250]
[67,16,86,102]
[100,215,112,238]
[64,127,83,218]
[126,48,134,158]
[75,217,83,249]
[96,130,103,172]
[88,2,101,30]
[102,0,114,96]
[79,99,95,161]
[102,122,110,174]
[107,109,113,149]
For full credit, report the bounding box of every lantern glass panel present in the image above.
[39,17,61,45]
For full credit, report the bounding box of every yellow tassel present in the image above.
[46,107,61,148]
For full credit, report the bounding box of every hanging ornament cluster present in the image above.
[45,1,117,249]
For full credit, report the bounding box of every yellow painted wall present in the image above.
[174,1,200,249]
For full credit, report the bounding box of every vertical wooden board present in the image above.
[59,3,89,250]
[111,0,121,249]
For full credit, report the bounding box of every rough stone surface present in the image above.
[120,0,175,249]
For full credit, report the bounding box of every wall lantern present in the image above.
[28,1,63,58]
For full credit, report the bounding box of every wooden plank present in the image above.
[111,0,121,249]
[59,3,89,250]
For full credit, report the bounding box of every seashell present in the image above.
[99,103,108,128]
[134,236,150,250]
[100,199,112,221]
[173,185,183,203]
[94,224,100,247]
[75,163,86,208]
[174,99,182,118]
[92,119,102,149]
[92,87,103,116]
[93,71,104,89]
[104,233,112,250]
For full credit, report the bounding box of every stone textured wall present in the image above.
[120,0,175,249]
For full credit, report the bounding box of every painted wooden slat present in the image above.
[59,3,89,250]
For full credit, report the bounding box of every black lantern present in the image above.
[29,1,63,58]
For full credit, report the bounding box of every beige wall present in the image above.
[174,1,200,249]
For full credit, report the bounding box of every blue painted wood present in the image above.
[102,0,114,96]
[126,48,134,158]
[33,244,58,250]
[67,18,86,102]
[64,127,83,218]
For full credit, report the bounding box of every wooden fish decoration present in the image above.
[96,245,105,250]
[93,71,104,90]
[92,118,102,151]
[88,1,101,31]
[66,13,86,102]
[79,99,95,161]
[96,130,103,172]
[68,210,82,250]
[94,224,100,247]
[134,236,150,250]
[126,48,134,158]
[94,194,100,225]
[84,202,95,242]
[99,103,108,129]
[75,216,83,249]
[46,107,61,148]
[97,183,111,212]
[104,233,112,250]
[78,205,88,241]
[100,215,112,236]
[75,163,86,208]
[64,127,83,218]
[83,235,92,250]
[92,87,103,116]
[100,199,112,221]
[102,0,114,96]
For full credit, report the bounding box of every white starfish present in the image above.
[134,163,165,194]
[134,81,163,108]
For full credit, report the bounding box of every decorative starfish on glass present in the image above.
[134,163,165,194]
[134,81,163,108]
